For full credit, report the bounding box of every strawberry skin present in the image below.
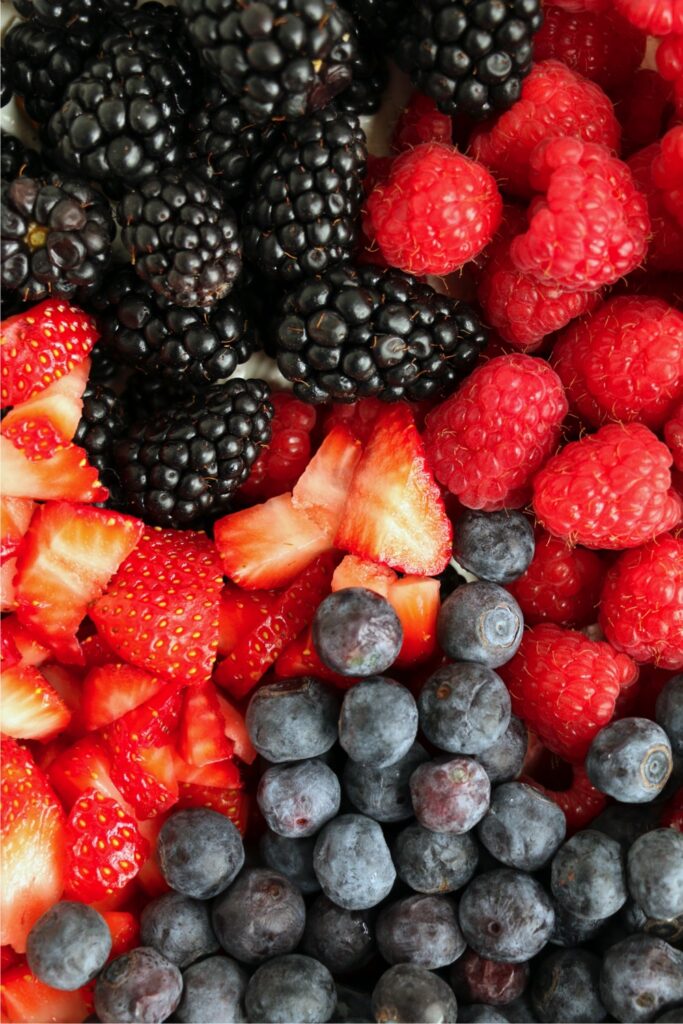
[0,436,108,503]
[1,963,94,1024]
[81,662,164,732]
[1,359,90,461]
[216,694,258,764]
[179,683,233,767]
[102,911,140,960]
[47,735,130,811]
[0,664,72,741]
[218,584,278,657]
[175,784,250,835]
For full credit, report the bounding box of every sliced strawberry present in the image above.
[81,663,165,732]
[1,963,94,1024]
[136,816,171,899]
[331,554,398,598]
[175,783,250,835]
[1,617,50,668]
[214,492,332,590]
[389,575,441,666]
[103,681,184,750]
[47,735,129,811]
[275,627,356,688]
[1,946,21,972]
[0,299,97,406]
[218,583,279,657]
[1,621,21,668]
[1,359,90,464]
[39,663,87,738]
[1,737,66,952]
[0,437,108,503]
[179,683,233,767]
[0,496,35,562]
[102,912,140,960]
[0,664,72,741]
[0,557,18,612]
[214,552,336,698]
[91,527,223,685]
[173,755,241,789]
[291,425,362,538]
[335,405,452,576]
[80,632,117,668]
[216,694,258,764]
[321,397,389,443]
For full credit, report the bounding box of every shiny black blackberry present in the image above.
[113,379,273,528]
[342,0,412,40]
[242,106,366,285]
[1,49,13,108]
[117,170,242,309]
[11,0,134,26]
[74,380,129,503]
[395,0,543,119]
[274,264,488,403]
[338,31,388,115]
[0,175,114,303]
[1,132,43,181]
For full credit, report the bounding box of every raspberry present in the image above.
[477,207,599,350]
[548,0,611,11]
[499,623,639,762]
[627,143,683,273]
[507,530,606,628]
[469,61,621,198]
[664,399,683,471]
[392,93,452,152]
[651,125,683,229]
[614,0,683,35]
[551,296,683,430]
[534,5,645,94]
[509,137,650,293]
[238,392,317,501]
[613,70,675,156]
[523,764,608,834]
[656,33,683,81]
[363,142,502,276]
[532,422,683,550]
[423,354,568,512]
[600,534,683,671]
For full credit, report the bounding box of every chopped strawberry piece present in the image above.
[1,617,50,668]
[1,737,66,952]
[1,963,93,1024]
[275,627,357,688]
[291,425,362,538]
[3,415,69,461]
[81,663,165,732]
[39,664,87,739]
[179,683,234,767]
[239,391,317,501]
[321,396,389,443]
[0,497,35,563]
[0,664,72,741]
[1,946,21,973]
[175,783,250,835]
[0,437,108,503]
[102,912,140,960]
[1,360,90,462]
[389,575,441,667]
[331,554,398,597]
[1,623,21,668]
[0,558,18,613]
[335,405,452,576]
[136,816,171,899]
[103,681,184,750]
[173,755,241,789]
[215,695,258,764]
[48,735,129,811]
[218,583,279,657]
[214,492,332,590]
[79,632,117,668]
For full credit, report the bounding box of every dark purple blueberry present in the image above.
[259,831,320,895]
[458,869,555,963]
[549,903,605,948]
[342,742,428,822]
[338,676,418,768]
[656,1011,683,1023]
[302,895,375,974]
[176,955,248,1024]
[475,716,528,784]
[627,829,683,922]
[458,1008,509,1023]
[334,986,374,1023]
[410,757,490,834]
[476,782,566,871]
[371,964,458,1024]
[393,822,479,894]
[313,813,396,910]
[586,718,673,803]
[245,677,339,763]
[599,936,683,1024]
[453,509,535,584]
[500,995,539,1022]
[94,947,183,1024]
[157,808,244,899]
[531,949,605,1024]
[551,830,627,922]
[418,662,511,755]
[591,802,664,849]
[656,675,683,757]
[618,899,683,946]
[450,948,529,1007]
[139,892,218,968]
[437,582,523,669]
[245,954,336,1024]
[312,587,403,676]
[26,901,111,990]
[257,758,341,838]
[376,895,466,969]
[212,868,305,965]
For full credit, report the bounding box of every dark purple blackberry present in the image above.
[1,49,13,108]
[112,378,273,528]
[394,0,544,119]
[11,0,134,26]
[242,106,366,285]
[0,175,114,303]
[73,380,129,504]
[274,264,488,403]
[338,32,388,115]
[1,132,43,181]
[117,170,242,309]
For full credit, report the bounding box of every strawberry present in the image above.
[1,617,50,668]
[91,527,223,685]
[173,755,242,789]
[331,554,398,597]
[136,816,171,899]
[0,963,94,1024]
[1,359,90,463]
[39,663,87,739]
[322,397,389,443]
[389,575,441,667]
[48,735,129,811]
[1,737,66,952]
[214,492,332,590]
[80,632,117,668]
[214,552,336,698]
[63,789,149,903]
[0,664,72,741]
[274,626,356,688]
[0,496,35,562]
[175,783,250,835]
[101,912,140,960]
[0,437,108,503]
[178,683,233,767]
[1,620,21,668]
[81,663,165,732]
[291,425,362,538]
[1,945,21,972]
[216,694,258,764]
[1,556,19,613]
[335,405,452,576]
[218,584,279,657]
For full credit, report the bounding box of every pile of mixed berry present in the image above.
[1,0,683,1020]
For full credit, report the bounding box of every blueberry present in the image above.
[257,758,341,837]
[503,996,540,1023]
[343,742,428,822]
[656,675,683,756]
[453,509,535,584]
[656,1011,683,1023]
[549,903,605,948]
[599,935,683,1024]
[245,954,336,1024]
[338,676,418,768]
[313,813,396,910]
[530,949,606,1024]
[94,947,183,1024]
[475,716,528,784]
[139,892,218,968]
[551,830,628,921]
[459,869,555,963]
[617,899,683,945]
[458,1007,509,1023]
[393,822,479,894]
[259,830,320,894]
[586,718,673,803]
[157,808,244,899]
[376,894,466,969]
[418,662,511,755]
[437,582,524,668]
[176,955,248,1024]
[26,901,111,991]
[592,802,664,849]
[302,895,375,974]
[476,782,566,871]
[334,985,374,1023]
[410,757,491,833]
[450,948,530,1006]
[246,677,339,763]
[212,867,305,965]
[312,587,403,676]
[372,964,458,1024]
[627,829,683,921]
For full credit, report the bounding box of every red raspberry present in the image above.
[664,398,683,471]
[509,137,650,293]
[534,5,645,94]
[363,142,502,277]
[532,422,683,550]
[548,0,610,10]
[469,61,621,198]
[614,0,683,35]
[599,533,683,670]
[507,530,606,628]
[423,354,567,511]
[551,296,683,430]
[652,125,683,229]
[239,391,317,501]
[628,143,683,273]
[523,764,608,834]
[656,33,683,81]
[613,70,675,156]
[392,93,452,152]
[499,623,638,762]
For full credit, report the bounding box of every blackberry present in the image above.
[275,264,487,403]
[340,0,412,43]
[11,0,135,27]
[1,49,13,108]
[395,0,544,120]
[73,380,129,504]
[1,133,43,181]
[0,174,114,303]
[178,0,358,123]
[118,170,242,309]
[338,33,388,115]
[243,105,366,285]
[112,378,273,529]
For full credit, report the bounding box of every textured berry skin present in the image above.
[469,61,621,198]
[656,35,683,118]
[507,530,606,628]
[664,399,683,471]
[424,354,567,512]
[532,422,682,550]
[499,624,639,762]
[614,70,675,156]
[614,0,683,34]
[239,393,317,501]
[628,143,683,273]
[64,789,149,902]
[651,126,683,230]
[549,0,610,10]
[392,93,452,152]
[523,764,608,835]
[599,535,683,671]
[364,143,502,276]
[551,296,683,429]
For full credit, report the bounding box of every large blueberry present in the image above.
[437,582,523,668]
[418,662,511,755]
[313,813,396,910]
[246,677,339,763]
[338,676,418,768]
[312,587,403,676]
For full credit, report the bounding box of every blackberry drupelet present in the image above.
[73,380,129,503]
[117,170,242,309]
[1,133,43,181]
[0,174,114,303]
[274,264,488,403]
[178,0,358,123]
[338,32,388,115]
[123,373,187,417]
[1,49,13,108]
[113,378,273,528]
[242,105,366,284]
[11,0,135,26]
[340,0,412,43]
[395,0,543,119]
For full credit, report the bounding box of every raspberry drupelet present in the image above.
[627,143,683,273]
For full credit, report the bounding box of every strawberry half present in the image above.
[81,663,165,732]
[0,664,72,741]
[291,425,362,538]
[218,584,278,657]
[47,735,129,811]
[0,496,35,562]
[0,437,108,503]
[1,963,94,1024]
[331,554,398,597]
[175,783,250,835]
[178,683,233,767]
[216,694,258,765]
[1,358,90,462]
